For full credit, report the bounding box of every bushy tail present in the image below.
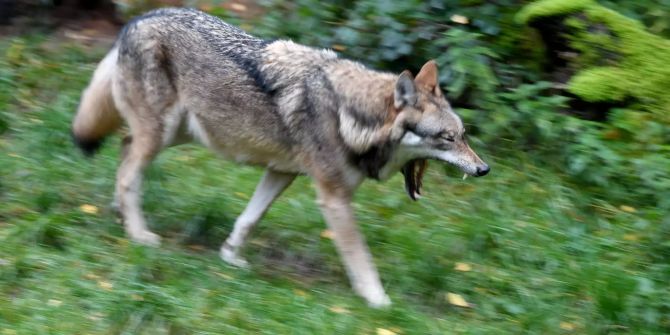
[72,47,122,156]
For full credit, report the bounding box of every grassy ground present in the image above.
[1,35,668,335]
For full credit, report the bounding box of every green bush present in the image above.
[518,0,670,208]
[253,0,670,209]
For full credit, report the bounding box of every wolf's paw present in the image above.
[366,293,392,308]
[130,230,161,247]
[220,245,249,268]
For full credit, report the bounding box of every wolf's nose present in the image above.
[475,165,490,177]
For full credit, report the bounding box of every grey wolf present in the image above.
[71,8,490,307]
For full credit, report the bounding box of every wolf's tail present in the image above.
[72,47,122,156]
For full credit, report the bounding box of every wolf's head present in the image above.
[392,60,489,199]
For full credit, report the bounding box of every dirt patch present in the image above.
[1,0,263,44]
[254,239,341,284]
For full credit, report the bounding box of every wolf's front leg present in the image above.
[221,169,296,267]
[315,182,391,308]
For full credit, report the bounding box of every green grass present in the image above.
[1,35,669,334]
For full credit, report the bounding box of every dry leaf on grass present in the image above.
[329,306,350,314]
[560,322,576,331]
[376,328,397,335]
[450,14,469,24]
[215,272,234,280]
[320,229,334,239]
[79,204,99,215]
[230,3,248,12]
[47,299,62,307]
[454,262,472,272]
[97,280,113,290]
[293,289,308,297]
[446,292,471,308]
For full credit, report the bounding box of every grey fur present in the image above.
[72,8,489,307]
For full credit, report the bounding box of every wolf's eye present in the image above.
[440,134,455,142]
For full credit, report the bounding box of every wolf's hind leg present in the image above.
[115,131,162,246]
[111,135,133,213]
[221,169,296,267]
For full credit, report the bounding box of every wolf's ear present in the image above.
[394,71,417,109]
[415,60,440,94]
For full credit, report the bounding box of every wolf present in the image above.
[71,7,490,307]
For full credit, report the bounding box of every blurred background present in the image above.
[0,0,669,334]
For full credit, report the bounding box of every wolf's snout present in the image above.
[474,164,490,177]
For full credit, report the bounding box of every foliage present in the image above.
[602,0,670,38]
[518,0,670,113]
[254,0,670,209]
[517,0,670,208]
[254,0,530,73]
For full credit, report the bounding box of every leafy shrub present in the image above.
[519,0,670,208]
[253,0,670,209]
[253,1,542,137]
[254,0,532,73]
[601,0,670,38]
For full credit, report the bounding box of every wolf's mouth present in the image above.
[401,159,427,201]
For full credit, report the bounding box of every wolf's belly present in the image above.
[174,111,304,173]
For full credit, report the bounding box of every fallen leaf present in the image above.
[131,294,144,301]
[560,322,575,331]
[293,289,308,297]
[250,238,268,247]
[454,262,472,272]
[450,14,469,24]
[97,280,113,290]
[619,205,636,213]
[87,312,104,321]
[446,292,471,308]
[623,234,639,241]
[329,306,350,314]
[230,3,248,11]
[332,44,347,51]
[234,192,249,199]
[320,229,334,239]
[47,299,62,307]
[376,328,397,335]
[79,204,99,215]
[8,153,20,158]
[215,272,234,280]
[84,273,100,280]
